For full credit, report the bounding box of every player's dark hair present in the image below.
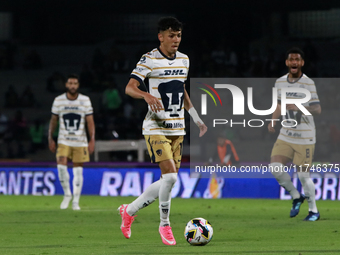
[66,74,79,81]
[286,47,305,59]
[158,17,182,32]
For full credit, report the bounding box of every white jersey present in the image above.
[51,93,93,147]
[275,74,320,145]
[130,48,189,136]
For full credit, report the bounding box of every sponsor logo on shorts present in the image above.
[151,140,167,145]
[156,149,162,156]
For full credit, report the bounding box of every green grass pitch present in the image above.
[1,196,340,254]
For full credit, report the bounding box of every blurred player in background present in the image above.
[268,47,321,221]
[217,135,239,166]
[118,17,207,245]
[48,74,95,210]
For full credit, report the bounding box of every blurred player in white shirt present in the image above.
[48,74,95,210]
[118,17,207,245]
[268,48,321,221]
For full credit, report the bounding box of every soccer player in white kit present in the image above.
[118,17,207,245]
[48,74,95,210]
[268,48,321,221]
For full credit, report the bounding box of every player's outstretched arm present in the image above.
[48,114,58,153]
[183,86,207,137]
[125,78,162,113]
[86,114,95,154]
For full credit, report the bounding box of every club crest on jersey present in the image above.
[160,69,186,76]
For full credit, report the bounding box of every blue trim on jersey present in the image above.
[130,74,149,93]
[147,136,156,163]
[85,113,93,116]
[157,47,176,60]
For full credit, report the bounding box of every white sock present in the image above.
[127,180,161,216]
[270,163,300,199]
[57,164,71,196]
[159,173,177,227]
[72,167,83,204]
[298,172,318,213]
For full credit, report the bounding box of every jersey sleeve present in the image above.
[130,54,153,85]
[307,82,320,105]
[274,81,281,101]
[51,98,59,115]
[185,57,190,81]
[85,97,93,115]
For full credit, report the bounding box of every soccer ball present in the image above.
[184,217,213,246]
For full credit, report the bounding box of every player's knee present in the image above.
[162,172,177,185]
[159,159,177,175]
[57,157,67,165]
[57,164,69,182]
[269,162,284,178]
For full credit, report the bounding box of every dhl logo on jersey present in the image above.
[160,70,186,76]
[286,92,299,97]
